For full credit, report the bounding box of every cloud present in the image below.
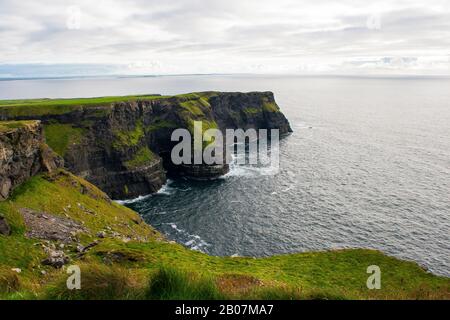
[0,0,449,75]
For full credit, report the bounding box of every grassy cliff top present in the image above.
[0,169,448,300]
[0,120,40,132]
[0,95,163,108]
[0,93,220,118]
[0,92,222,108]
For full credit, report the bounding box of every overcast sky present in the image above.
[0,0,449,76]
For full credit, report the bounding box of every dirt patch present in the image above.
[20,208,87,243]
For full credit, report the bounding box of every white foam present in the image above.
[169,223,184,233]
[115,179,175,204]
[164,222,210,253]
[156,179,175,195]
[115,194,151,205]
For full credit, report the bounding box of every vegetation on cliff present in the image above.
[124,147,156,169]
[44,124,85,156]
[112,120,145,151]
[0,120,39,132]
[0,93,217,109]
[0,170,448,300]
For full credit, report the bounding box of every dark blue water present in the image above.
[1,75,449,276]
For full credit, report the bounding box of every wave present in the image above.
[157,179,175,195]
[115,179,176,204]
[165,222,210,253]
[223,148,280,178]
[115,194,152,205]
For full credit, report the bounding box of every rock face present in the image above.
[0,92,292,199]
[0,121,63,201]
[208,92,292,134]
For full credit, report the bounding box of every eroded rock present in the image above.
[0,121,63,201]
[42,249,69,268]
[20,208,87,243]
[76,240,100,254]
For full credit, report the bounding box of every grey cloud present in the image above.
[0,0,449,74]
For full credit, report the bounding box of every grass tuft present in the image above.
[146,266,224,300]
[44,263,146,300]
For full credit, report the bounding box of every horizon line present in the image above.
[2,73,450,82]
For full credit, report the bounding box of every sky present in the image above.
[0,0,449,76]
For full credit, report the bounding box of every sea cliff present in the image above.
[0,92,292,199]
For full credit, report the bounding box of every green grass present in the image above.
[0,95,164,118]
[243,107,261,114]
[124,146,155,169]
[0,170,448,300]
[174,92,216,101]
[146,119,178,132]
[0,91,262,120]
[179,100,205,116]
[262,102,279,113]
[44,262,147,300]
[186,119,218,135]
[0,92,214,112]
[0,95,164,108]
[112,121,144,150]
[44,124,85,156]
[146,266,224,300]
[177,93,213,118]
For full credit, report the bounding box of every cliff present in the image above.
[0,121,63,201]
[0,92,292,199]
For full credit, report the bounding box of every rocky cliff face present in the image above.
[0,92,292,199]
[0,121,63,201]
[208,92,292,134]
